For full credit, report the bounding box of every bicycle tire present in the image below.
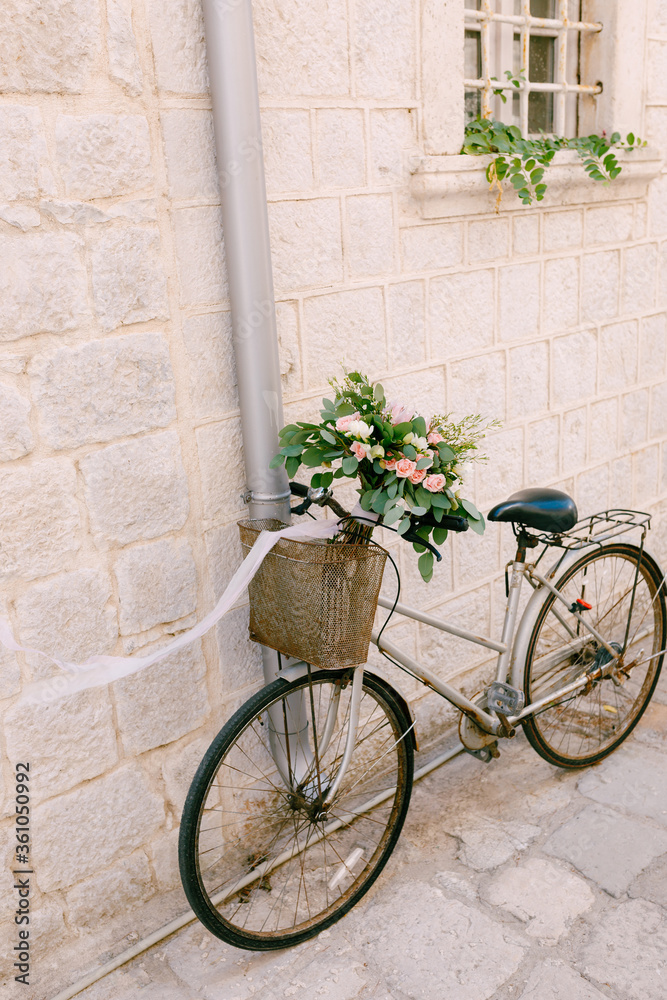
[179,668,414,950]
[523,542,666,768]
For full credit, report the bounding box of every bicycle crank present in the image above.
[459,704,500,761]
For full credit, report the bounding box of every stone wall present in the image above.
[1,0,667,993]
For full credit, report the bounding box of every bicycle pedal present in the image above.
[487,681,525,715]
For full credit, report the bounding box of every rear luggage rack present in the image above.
[529,509,651,551]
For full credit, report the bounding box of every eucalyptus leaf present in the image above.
[418,551,434,583]
[383,504,404,526]
[302,447,325,467]
[360,492,374,511]
[285,456,300,478]
[430,493,451,509]
[460,498,482,520]
[342,456,359,476]
[415,486,432,509]
[336,401,356,417]
[437,443,456,463]
[469,513,486,535]
[269,454,285,468]
[397,517,411,536]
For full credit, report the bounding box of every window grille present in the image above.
[464,0,602,136]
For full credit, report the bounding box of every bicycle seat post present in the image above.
[514,527,539,564]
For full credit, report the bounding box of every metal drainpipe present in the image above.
[202,0,291,685]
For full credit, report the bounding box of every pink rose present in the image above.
[427,431,444,445]
[335,411,360,433]
[384,457,397,471]
[409,468,426,485]
[351,440,370,462]
[395,458,417,479]
[424,474,447,492]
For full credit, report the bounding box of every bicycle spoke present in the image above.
[525,546,665,764]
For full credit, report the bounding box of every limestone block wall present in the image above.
[0,0,666,993]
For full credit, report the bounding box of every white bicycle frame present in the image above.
[371,542,617,736]
[273,537,628,795]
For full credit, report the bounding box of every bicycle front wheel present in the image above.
[179,668,414,950]
[523,543,666,768]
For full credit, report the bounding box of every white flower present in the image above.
[403,431,414,444]
[414,435,429,452]
[370,444,385,459]
[347,419,372,440]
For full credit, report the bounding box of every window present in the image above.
[464,0,602,136]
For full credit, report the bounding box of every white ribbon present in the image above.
[0,512,360,706]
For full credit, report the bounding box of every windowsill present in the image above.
[409,147,663,219]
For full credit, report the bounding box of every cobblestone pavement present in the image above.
[76,682,667,1000]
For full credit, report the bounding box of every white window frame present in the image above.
[463,0,601,137]
[421,0,649,156]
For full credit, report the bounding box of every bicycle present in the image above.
[178,482,667,951]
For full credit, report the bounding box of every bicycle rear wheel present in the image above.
[523,543,666,768]
[179,668,414,950]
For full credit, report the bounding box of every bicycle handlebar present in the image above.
[289,482,469,562]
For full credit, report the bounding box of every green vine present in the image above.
[462,115,646,208]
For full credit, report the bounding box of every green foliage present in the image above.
[274,370,496,581]
[461,116,646,208]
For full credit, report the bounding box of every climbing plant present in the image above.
[461,113,646,208]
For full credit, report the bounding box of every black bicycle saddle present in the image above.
[487,488,578,534]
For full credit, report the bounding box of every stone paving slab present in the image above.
[76,697,667,1000]
[577,746,667,823]
[578,897,667,1000]
[482,858,594,944]
[517,960,609,1000]
[543,802,667,897]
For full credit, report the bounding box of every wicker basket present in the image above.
[239,519,387,669]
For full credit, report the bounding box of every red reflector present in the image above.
[576,599,592,610]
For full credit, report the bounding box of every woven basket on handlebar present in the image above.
[239,519,387,669]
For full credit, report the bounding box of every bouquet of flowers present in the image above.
[271,371,493,581]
